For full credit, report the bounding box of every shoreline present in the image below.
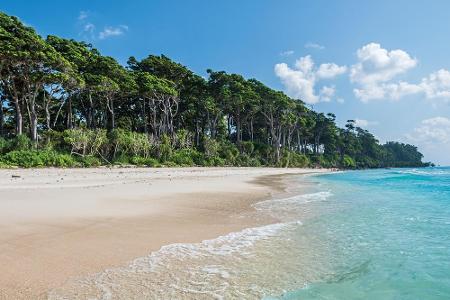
[0,167,329,299]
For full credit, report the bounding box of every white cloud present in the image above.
[319,86,335,102]
[350,43,419,102]
[305,42,325,50]
[350,43,450,103]
[274,55,346,104]
[280,50,294,56]
[419,69,450,101]
[78,11,88,20]
[77,11,128,40]
[351,43,417,85]
[354,118,379,128]
[407,117,450,144]
[406,117,450,164]
[99,25,128,39]
[317,63,347,79]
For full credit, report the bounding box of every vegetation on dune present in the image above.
[0,12,430,168]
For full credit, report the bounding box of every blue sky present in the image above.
[3,0,450,164]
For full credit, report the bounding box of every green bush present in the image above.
[110,129,152,158]
[158,134,173,162]
[202,136,220,158]
[130,156,159,167]
[162,161,178,167]
[78,155,102,167]
[175,129,193,149]
[13,135,32,151]
[342,155,356,169]
[170,149,203,166]
[281,151,310,168]
[63,128,108,156]
[217,140,239,164]
[0,137,11,154]
[1,150,78,167]
[40,130,65,151]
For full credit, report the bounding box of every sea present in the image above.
[49,167,450,299]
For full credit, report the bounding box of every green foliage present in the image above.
[63,128,108,156]
[342,155,357,169]
[129,156,160,167]
[13,135,32,151]
[157,134,173,162]
[202,136,220,158]
[281,151,310,168]
[78,155,102,167]
[0,11,428,169]
[170,149,203,167]
[0,137,11,154]
[110,129,152,158]
[1,150,78,168]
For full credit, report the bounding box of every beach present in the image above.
[0,167,326,299]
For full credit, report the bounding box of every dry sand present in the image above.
[0,167,327,299]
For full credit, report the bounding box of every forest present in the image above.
[0,12,430,168]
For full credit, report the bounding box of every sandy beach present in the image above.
[0,167,327,299]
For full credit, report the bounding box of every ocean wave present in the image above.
[254,191,333,220]
[48,222,297,300]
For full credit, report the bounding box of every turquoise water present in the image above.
[275,167,450,300]
[49,168,450,299]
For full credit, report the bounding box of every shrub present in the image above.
[217,140,239,164]
[13,135,31,151]
[63,128,108,157]
[110,129,152,158]
[157,134,173,162]
[1,150,78,168]
[202,136,220,158]
[162,161,178,167]
[175,129,193,149]
[130,156,159,167]
[240,141,255,156]
[170,149,203,166]
[41,130,65,151]
[0,137,11,154]
[280,151,310,168]
[342,155,356,169]
[79,155,102,167]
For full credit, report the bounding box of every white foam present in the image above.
[49,221,296,300]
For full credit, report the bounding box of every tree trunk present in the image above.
[0,98,4,136]
[67,97,73,129]
[14,97,23,135]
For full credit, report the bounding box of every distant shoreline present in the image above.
[0,167,328,299]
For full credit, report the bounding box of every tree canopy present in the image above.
[0,12,430,168]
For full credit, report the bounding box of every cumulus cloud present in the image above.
[407,117,450,145]
[354,118,379,128]
[305,42,325,50]
[419,69,450,101]
[350,43,419,102]
[350,43,450,103]
[317,63,347,79]
[274,55,346,104]
[99,25,128,39]
[405,116,450,164]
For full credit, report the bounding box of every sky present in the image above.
[2,0,450,165]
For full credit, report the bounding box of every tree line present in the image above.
[0,12,430,168]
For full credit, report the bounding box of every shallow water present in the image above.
[49,168,450,299]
